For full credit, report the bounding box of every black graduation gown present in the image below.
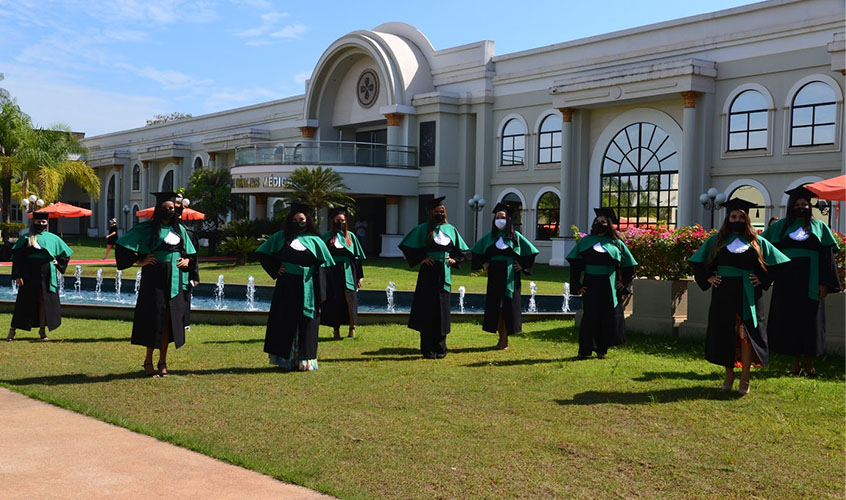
[260,244,328,360]
[11,246,70,331]
[320,242,363,328]
[116,237,190,349]
[182,227,200,328]
[471,245,536,335]
[569,249,633,356]
[767,237,841,357]
[402,240,465,357]
[693,247,773,368]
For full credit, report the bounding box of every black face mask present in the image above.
[789,207,810,218]
[157,207,175,220]
[31,224,46,234]
[434,213,445,223]
[728,221,746,233]
[297,221,308,231]
[335,221,345,230]
[591,222,608,235]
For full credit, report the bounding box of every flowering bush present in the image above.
[834,231,846,290]
[573,224,714,280]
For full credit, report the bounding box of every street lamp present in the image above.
[467,194,486,242]
[122,204,130,233]
[699,187,727,229]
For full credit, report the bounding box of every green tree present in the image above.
[186,166,245,255]
[146,112,193,126]
[283,166,355,226]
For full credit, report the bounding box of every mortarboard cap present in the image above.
[492,202,513,216]
[784,186,817,203]
[287,202,311,216]
[426,196,446,210]
[593,207,618,225]
[329,206,348,218]
[152,192,179,206]
[32,211,50,220]
[721,197,757,214]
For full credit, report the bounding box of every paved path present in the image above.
[0,388,337,500]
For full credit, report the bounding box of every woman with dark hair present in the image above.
[566,208,637,360]
[761,186,841,377]
[115,192,196,377]
[174,195,200,331]
[470,202,539,349]
[689,198,789,394]
[255,203,334,371]
[321,206,366,340]
[7,211,73,341]
[104,218,118,259]
[399,196,469,359]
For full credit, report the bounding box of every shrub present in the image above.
[573,224,714,280]
[834,231,846,290]
[220,219,282,241]
[0,222,27,239]
[219,236,261,265]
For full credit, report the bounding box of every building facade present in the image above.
[80,0,846,263]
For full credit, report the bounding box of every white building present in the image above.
[79,0,846,264]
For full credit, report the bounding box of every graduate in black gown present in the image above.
[6,211,73,341]
[761,186,841,377]
[115,192,196,377]
[255,204,334,371]
[470,202,539,349]
[688,198,789,394]
[321,206,366,339]
[174,195,200,331]
[566,208,637,359]
[399,196,469,359]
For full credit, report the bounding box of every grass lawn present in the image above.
[0,315,842,499]
[3,236,570,294]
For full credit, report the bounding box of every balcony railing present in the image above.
[235,141,418,169]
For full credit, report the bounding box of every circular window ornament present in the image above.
[357,69,379,108]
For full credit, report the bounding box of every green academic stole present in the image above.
[152,250,188,299]
[584,264,618,307]
[716,265,758,327]
[426,250,453,292]
[334,253,355,291]
[282,261,318,319]
[490,254,517,298]
[781,247,821,301]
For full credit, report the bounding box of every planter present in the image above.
[678,281,708,339]
[625,278,691,336]
[825,292,845,356]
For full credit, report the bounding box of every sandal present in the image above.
[347,328,355,338]
[157,362,169,377]
[6,329,14,342]
[804,368,818,378]
[143,362,159,378]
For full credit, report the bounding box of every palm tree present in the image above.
[0,99,28,222]
[283,166,356,225]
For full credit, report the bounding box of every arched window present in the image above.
[728,185,766,229]
[537,115,562,164]
[535,191,560,241]
[106,175,115,221]
[501,192,523,233]
[791,81,836,147]
[131,164,140,191]
[501,119,526,166]
[132,204,140,226]
[193,157,203,170]
[601,122,679,229]
[728,90,768,151]
[161,169,174,192]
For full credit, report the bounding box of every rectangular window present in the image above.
[419,121,436,167]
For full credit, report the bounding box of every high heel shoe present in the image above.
[143,362,159,378]
[737,382,750,395]
[157,361,169,377]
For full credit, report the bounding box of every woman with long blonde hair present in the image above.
[689,198,789,394]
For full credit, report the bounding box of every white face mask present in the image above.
[494,219,507,230]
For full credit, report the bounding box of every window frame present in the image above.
[720,84,775,159]
[536,114,562,165]
[499,116,527,168]
[534,190,560,241]
[131,164,141,192]
[790,82,836,147]
[782,74,843,155]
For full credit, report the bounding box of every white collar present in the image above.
[788,226,810,241]
[333,235,345,248]
[727,236,750,254]
[433,229,451,246]
[495,236,510,250]
[592,242,607,253]
[289,238,307,251]
[163,229,181,245]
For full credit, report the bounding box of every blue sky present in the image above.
[0,0,760,137]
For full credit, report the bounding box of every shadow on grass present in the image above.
[556,386,737,405]
[463,356,583,368]
[630,369,818,383]
[1,366,281,385]
[361,346,501,356]
[519,325,577,344]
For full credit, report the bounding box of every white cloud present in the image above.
[270,24,308,39]
[233,10,290,38]
[228,0,272,8]
[203,86,286,111]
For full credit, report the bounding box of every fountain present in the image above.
[214,274,225,310]
[562,282,571,313]
[115,269,122,300]
[246,276,256,311]
[386,281,397,313]
[74,265,82,294]
[458,286,466,313]
[134,269,141,300]
[10,278,17,294]
[95,268,103,299]
[528,281,538,313]
[57,270,64,296]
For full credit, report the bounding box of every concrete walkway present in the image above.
[0,388,337,500]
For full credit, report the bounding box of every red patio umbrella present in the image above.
[135,206,206,220]
[805,175,846,201]
[27,202,93,237]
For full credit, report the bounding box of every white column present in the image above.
[384,113,404,167]
[380,195,403,257]
[551,107,574,266]
[678,92,700,227]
